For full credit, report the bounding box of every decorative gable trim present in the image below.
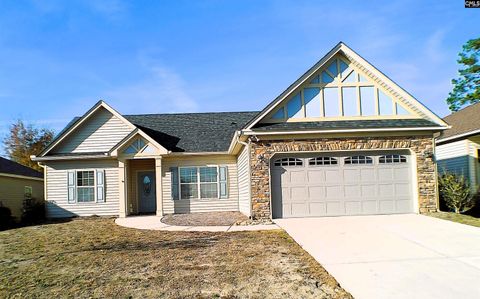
[109,128,169,157]
[38,101,136,157]
[243,42,449,130]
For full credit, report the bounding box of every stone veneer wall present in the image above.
[249,136,437,220]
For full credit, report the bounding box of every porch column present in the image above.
[118,160,127,218]
[155,157,163,216]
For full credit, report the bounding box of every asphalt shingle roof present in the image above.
[252,119,440,131]
[0,157,43,178]
[437,102,480,141]
[125,112,259,152]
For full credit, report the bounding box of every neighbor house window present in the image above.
[77,171,95,202]
[24,186,32,199]
[176,166,228,200]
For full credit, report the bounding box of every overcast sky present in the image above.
[0,0,478,155]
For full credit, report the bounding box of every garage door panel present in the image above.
[325,170,342,182]
[395,183,411,195]
[290,187,307,200]
[360,168,375,182]
[308,186,325,199]
[393,168,409,179]
[344,169,360,182]
[291,203,308,217]
[361,185,376,197]
[326,185,343,198]
[309,202,326,215]
[272,152,413,218]
[345,185,360,197]
[307,170,325,183]
[326,201,344,215]
[379,184,395,196]
[345,201,361,214]
[290,170,306,184]
[378,168,394,180]
[362,201,378,214]
[379,200,395,213]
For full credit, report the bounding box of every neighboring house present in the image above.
[0,157,44,220]
[32,42,448,220]
[436,102,480,191]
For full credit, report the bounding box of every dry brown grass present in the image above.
[0,217,351,299]
[161,212,248,226]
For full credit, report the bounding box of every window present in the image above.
[274,158,303,166]
[269,55,414,121]
[286,93,302,118]
[379,154,407,163]
[123,138,146,154]
[24,186,32,199]
[180,167,198,199]
[77,171,95,202]
[304,88,321,117]
[177,166,227,200]
[200,167,218,198]
[309,157,338,166]
[67,170,105,203]
[344,156,373,165]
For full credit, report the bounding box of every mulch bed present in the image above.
[161,211,249,226]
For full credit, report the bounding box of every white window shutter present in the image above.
[219,166,228,199]
[67,171,76,203]
[96,170,105,203]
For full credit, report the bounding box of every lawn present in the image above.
[427,211,480,228]
[0,218,351,298]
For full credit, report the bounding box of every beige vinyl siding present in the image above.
[126,159,155,214]
[44,159,119,218]
[0,176,43,220]
[53,107,133,154]
[236,145,251,216]
[162,155,239,214]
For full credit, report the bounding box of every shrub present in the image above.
[0,205,15,230]
[21,197,45,224]
[438,173,476,214]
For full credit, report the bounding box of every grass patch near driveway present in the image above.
[0,218,351,298]
[427,212,480,228]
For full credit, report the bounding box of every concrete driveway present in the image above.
[275,214,480,299]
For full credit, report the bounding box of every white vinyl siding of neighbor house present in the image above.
[467,136,480,190]
[436,139,471,184]
[45,159,119,218]
[236,145,251,217]
[52,108,133,154]
[162,155,239,214]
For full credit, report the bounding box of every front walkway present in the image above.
[115,215,280,232]
[275,214,480,299]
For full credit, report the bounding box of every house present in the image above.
[436,102,480,191]
[0,157,44,220]
[31,42,448,220]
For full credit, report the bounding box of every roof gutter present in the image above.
[242,126,449,136]
[0,173,44,181]
[436,128,480,144]
[30,153,111,162]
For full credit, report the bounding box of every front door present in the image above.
[137,171,156,213]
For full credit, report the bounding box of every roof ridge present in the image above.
[443,102,480,119]
[123,111,260,117]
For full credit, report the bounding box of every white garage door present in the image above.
[271,151,413,218]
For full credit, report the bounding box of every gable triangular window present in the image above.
[123,138,148,155]
[268,55,414,121]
